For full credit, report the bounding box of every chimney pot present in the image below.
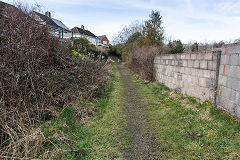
[45,11,51,18]
[81,25,84,30]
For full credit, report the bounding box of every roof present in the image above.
[32,11,71,32]
[52,18,70,31]
[72,27,98,38]
[0,2,71,33]
[98,35,107,41]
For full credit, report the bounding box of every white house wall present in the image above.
[64,33,72,39]
[71,33,100,45]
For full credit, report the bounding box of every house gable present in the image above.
[98,35,109,46]
[71,27,99,45]
[101,37,109,45]
[72,27,97,38]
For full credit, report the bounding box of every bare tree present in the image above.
[112,20,143,45]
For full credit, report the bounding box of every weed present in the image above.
[40,106,91,159]
[60,107,76,129]
[187,96,198,104]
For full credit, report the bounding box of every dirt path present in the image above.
[117,64,161,160]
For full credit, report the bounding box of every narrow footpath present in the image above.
[116,64,161,160]
[87,64,240,159]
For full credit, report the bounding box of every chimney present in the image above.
[81,25,84,30]
[45,11,51,18]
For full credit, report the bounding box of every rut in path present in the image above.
[117,64,161,160]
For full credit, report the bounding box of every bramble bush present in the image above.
[0,3,111,158]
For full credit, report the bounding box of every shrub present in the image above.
[0,3,111,158]
[128,46,160,81]
[191,42,199,52]
[107,45,121,57]
[213,41,225,48]
[72,37,90,53]
[73,38,108,59]
[168,40,185,54]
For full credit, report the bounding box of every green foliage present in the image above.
[60,107,76,129]
[72,38,108,59]
[126,32,142,44]
[91,49,108,59]
[72,50,85,58]
[168,40,185,54]
[186,96,198,104]
[73,37,90,53]
[41,107,91,160]
[112,20,143,45]
[112,10,164,62]
[191,42,199,52]
[141,10,164,46]
[88,43,96,50]
[123,32,142,55]
[107,45,121,57]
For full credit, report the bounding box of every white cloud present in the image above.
[216,1,240,14]
[185,0,193,12]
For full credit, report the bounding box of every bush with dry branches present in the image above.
[128,46,161,81]
[0,3,111,158]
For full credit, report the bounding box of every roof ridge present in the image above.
[32,11,71,32]
[72,27,97,38]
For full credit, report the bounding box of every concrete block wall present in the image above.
[154,52,219,102]
[217,43,240,118]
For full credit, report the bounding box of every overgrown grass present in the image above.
[84,64,129,159]
[40,64,240,159]
[40,64,128,159]
[132,76,240,159]
[41,107,91,159]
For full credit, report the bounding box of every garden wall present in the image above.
[155,43,240,119]
[154,52,220,103]
[217,43,240,118]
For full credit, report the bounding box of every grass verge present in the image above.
[40,64,128,160]
[131,74,240,159]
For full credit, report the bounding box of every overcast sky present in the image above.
[2,0,240,43]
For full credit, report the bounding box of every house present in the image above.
[0,1,71,40]
[98,35,110,48]
[65,26,99,45]
[0,2,71,39]
[31,11,72,39]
